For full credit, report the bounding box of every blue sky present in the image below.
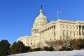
[0,0,84,43]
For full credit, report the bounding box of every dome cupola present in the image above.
[33,5,48,29]
[32,5,48,36]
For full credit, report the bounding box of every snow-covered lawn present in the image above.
[9,50,84,56]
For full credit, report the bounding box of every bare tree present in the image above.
[62,36,71,49]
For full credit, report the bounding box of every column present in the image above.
[54,26,55,37]
[51,27,53,41]
[81,26,82,36]
[77,25,79,39]
[82,26,84,35]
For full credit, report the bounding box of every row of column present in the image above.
[79,25,84,36]
[40,26,55,41]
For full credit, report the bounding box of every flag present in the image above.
[57,9,62,13]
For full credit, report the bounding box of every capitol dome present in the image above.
[33,6,48,29]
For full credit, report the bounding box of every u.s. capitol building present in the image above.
[17,6,84,48]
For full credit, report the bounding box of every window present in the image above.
[74,31,75,36]
[77,32,78,35]
[63,26,64,28]
[63,30,65,36]
[31,43,32,45]
[66,25,68,28]
[70,31,71,35]
[67,31,68,35]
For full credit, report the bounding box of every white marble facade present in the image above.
[17,6,84,48]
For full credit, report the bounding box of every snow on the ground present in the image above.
[9,50,84,56]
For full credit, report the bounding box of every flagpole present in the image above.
[57,10,58,20]
[57,9,61,20]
